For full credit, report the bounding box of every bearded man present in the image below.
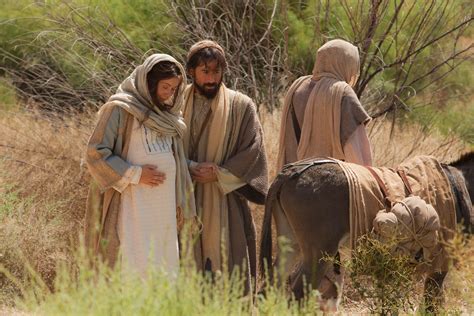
[182,40,268,291]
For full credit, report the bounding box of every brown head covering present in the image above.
[187,40,227,69]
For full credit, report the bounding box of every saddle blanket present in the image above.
[336,156,456,272]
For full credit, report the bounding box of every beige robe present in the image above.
[277,39,372,170]
[85,105,134,267]
[183,84,268,289]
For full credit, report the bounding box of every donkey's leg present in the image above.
[317,236,351,311]
[281,197,343,304]
[289,245,339,306]
[288,254,312,300]
[279,164,350,309]
[423,271,447,314]
[311,238,345,312]
[273,198,301,287]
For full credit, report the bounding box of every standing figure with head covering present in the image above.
[277,39,372,170]
[84,54,196,278]
[275,39,373,309]
[182,40,268,293]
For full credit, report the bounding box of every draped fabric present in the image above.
[183,84,233,270]
[103,53,195,220]
[277,39,369,170]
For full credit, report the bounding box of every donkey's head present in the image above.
[447,152,474,234]
[450,152,474,204]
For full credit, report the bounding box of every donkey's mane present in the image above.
[450,151,474,167]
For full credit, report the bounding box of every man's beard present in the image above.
[194,81,222,99]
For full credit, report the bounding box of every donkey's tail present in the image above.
[259,171,288,280]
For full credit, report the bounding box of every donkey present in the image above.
[259,153,473,312]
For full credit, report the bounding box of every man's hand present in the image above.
[190,162,218,183]
[139,164,166,186]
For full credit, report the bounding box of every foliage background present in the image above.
[1,0,472,142]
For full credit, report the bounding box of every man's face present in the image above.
[190,60,223,99]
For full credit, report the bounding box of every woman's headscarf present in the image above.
[108,53,188,137]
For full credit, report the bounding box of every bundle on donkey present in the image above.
[259,153,473,312]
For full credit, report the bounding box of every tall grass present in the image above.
[443,236,474,313]
[11,243,320,315]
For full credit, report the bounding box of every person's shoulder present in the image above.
[342,86,362,107]
[293,75,312,82]
[291,75,313,88]
[341,86,371,124]
[98,102,131,123]
[98,102,120,117]
[233,90,253,103]
[228,89,256,110]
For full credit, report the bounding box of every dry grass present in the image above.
[0,106,93,304]
[443,237,474,313]
[367,118,468,167]
[0,104,472,312]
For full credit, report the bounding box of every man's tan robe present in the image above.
[183,84,268,289]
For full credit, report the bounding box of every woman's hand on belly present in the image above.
[139,164,166,187]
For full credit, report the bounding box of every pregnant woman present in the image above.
[84,54,196,278]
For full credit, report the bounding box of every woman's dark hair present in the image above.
[186,47,227,72]
[146,61,181,111]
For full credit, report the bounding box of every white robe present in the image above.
[119,118,178,278]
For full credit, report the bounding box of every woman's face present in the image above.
[156,76,182,105]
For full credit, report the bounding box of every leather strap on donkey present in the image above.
[397,169,413,196]
[365,166,392,208]
[365,166,415,208]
